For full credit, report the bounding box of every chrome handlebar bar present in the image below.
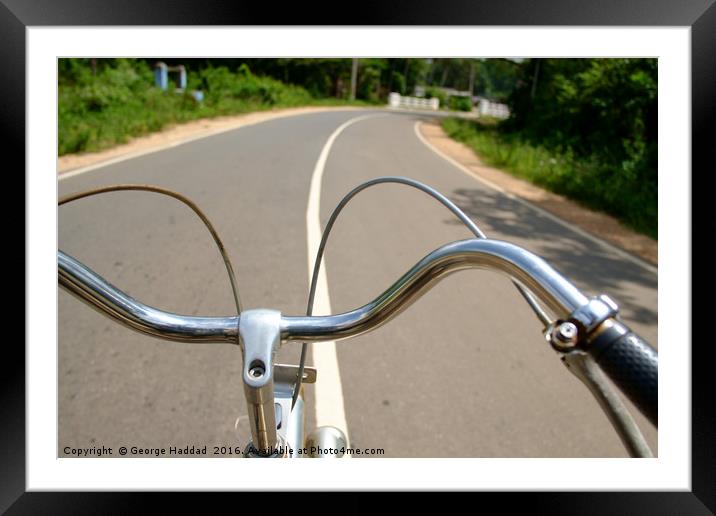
[58,238,589,344]
[59,250,238,343]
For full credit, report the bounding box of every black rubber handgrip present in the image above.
[587,321,658,427]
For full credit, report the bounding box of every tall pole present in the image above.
[350,58,358,101]
[468,60,475,95]
[402,58,409,94]
[530,59,541,100]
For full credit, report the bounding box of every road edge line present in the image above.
[413,121,657,275]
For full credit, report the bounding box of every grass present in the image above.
[441,117,657,239]
[59,94,370,156]
[58,60,375,156]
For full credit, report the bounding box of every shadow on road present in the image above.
[444,187,658,326]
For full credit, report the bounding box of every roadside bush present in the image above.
[357,66,381,102]
[58,58,395,156]
[390,71,406,95]
[59,59,316,155]
[425,87,447,109]
[442,117,656,238]
[198,65,312,107]
[448,96,473,112]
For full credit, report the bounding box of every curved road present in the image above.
[58,110,657,458]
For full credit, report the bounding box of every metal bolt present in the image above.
[554,322,578,344]
[249,364,265,378]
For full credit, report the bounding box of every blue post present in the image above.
[179,67,187,90]
[154,62,168,90]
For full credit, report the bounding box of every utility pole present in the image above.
[530,59,541,100]
[402,58,409,94]
[468,60,475,95]
[426,58,434,85]
[440,66,449,87]
[350,58,358,101]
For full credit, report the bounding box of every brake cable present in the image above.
[58,181,551,411]
[58,184,243,318]
[292,176,552,408]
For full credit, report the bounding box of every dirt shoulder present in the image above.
[58,105,371,174]
[419,120,657,266]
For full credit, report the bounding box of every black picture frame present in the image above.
[6,0,712,512]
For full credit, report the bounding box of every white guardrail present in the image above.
[388,92,510,119]
[388,92,439,110]
[477,99,510,119]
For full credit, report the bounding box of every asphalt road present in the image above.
[58,109,658,458]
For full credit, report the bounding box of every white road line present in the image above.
[413,121,658,275]
[306,114,383,447]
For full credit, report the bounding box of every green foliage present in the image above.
[472,59,521,102]
[400,58,430,95]
[425,87,448,108]
[442,117,656,238]
[390,71,406,95]
[196,64,312,111]
[357,62,383,102]
[422,58,520,101]
[507,59,657,164]
[59,59,194,154]
[244,58,354,98]
[58,59,370,155]
[448,96,473,112]
[501,58,657,237]
[429,58,657,238]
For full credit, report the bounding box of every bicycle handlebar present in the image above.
[59,235,658,444]
[59,238,589,343]
[58,171,659,458]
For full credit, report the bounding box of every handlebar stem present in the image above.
[238,309,282,456]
